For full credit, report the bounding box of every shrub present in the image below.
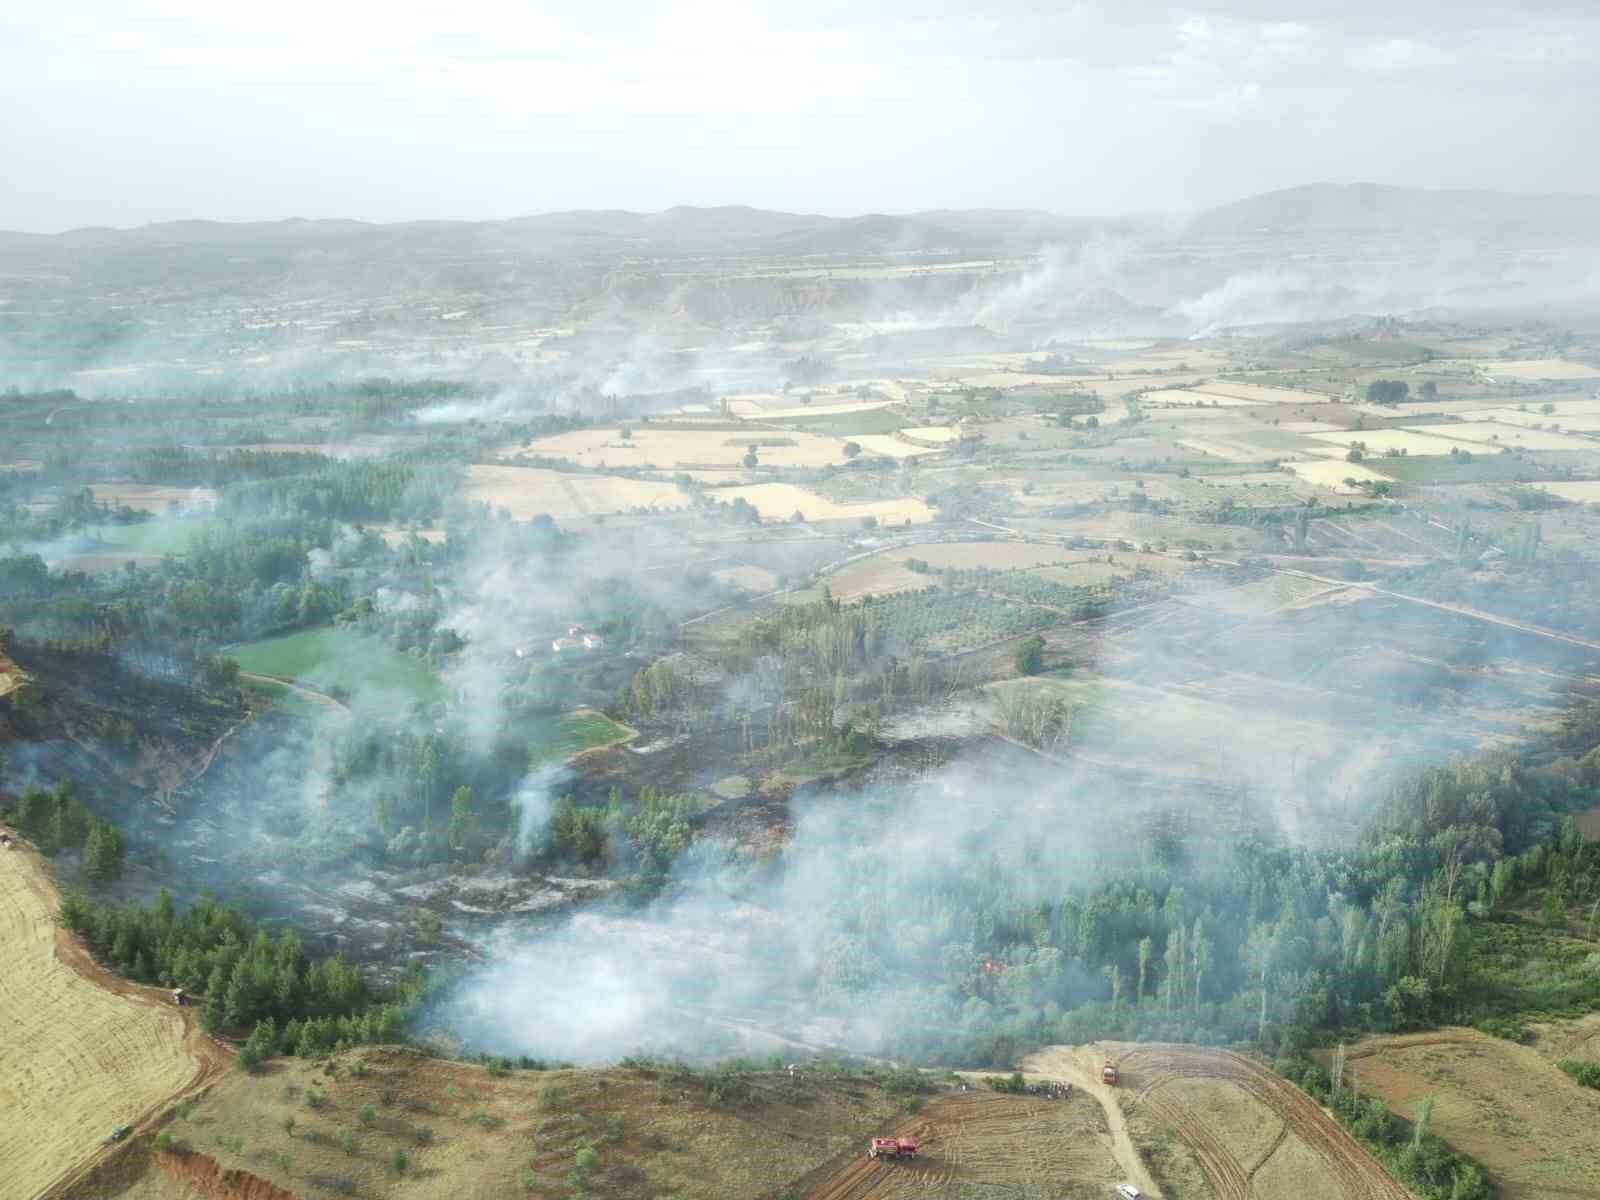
[392,1149,409,1175]
[1559,1058,1600,1089]
[357,1104,377,1128]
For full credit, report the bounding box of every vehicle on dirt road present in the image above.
[107,1125,132,1144]
[868,1136,919,1160]
[1102,1060,1119,1085]
[1116,1185,1141,1199]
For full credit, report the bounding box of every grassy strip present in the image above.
[1275,1055,1494,1200]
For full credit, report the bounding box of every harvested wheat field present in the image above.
[518,427,858,469]
[1142,389,1265,408]
[1401,422,1598,451]
[1,844,220,1200]
[1194,382,1336,405]
[718,482,932,525]
[801,1088,1125,1200]
[1529,481,1600,503]
[465,465,691,520]
[1481,358,1600,380]
[1281,459,1394,492]
[1094,1043,1409,1200]
[1343,1028,1600,1200]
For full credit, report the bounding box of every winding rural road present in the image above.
[1017,1045,1164,1197]
[239,671,351,713]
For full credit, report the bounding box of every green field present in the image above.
[1369,453,1560,484]
[528,710,634,764]
[88,517,226,556]
[780,409,907,436]
[231,627,441,702]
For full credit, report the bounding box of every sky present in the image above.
[5,0,1598,232]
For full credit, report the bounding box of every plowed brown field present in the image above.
[1,841,224,1200]
[802,1089,1122,1200]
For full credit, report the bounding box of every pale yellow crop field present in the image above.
[465,466,691,520]
[1475,407,1600,431]
[717,482,932,525]
[1281,459,1393,492]
[750,398,897,420]
[1142,388,1264,407]
[1176,437,1275,461]
[949,371,1087,389]
[1401,423,1598,451]
[850,434,940,458]
[1193,381,1335,404]
[1529,481,1600,503]
[1278,420,1346,433]
[89,484,219,513]
[519,427,856,469]
[1481,358,1600,380]
[901,425,960,443]
[1,848,212,1200]
[1305,428,1460,455]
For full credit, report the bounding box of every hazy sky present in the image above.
[6,0,1597,232]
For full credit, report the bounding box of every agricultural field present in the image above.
[465,465,691,520]
[517,427,869,470]
[527,709,636,765]
[80,517,226,558]
[87,484,218,514]
[0,844,219,1200]
[1088,1043,1408,1200]
[76,1052,912,1200]
[1304,428,1463,456]
[802,1088,1125,1200]
[1401,422,1598,451]
[1279,459,1395,492]
[1343,1029,1600,1200]
[1142,388,1265,407]
[1194,381,1338,405]
[1529,480,1600,503]
[717,482,932,525]
[230,627,441,704]
[1480,358,1600,380]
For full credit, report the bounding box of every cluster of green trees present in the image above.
[548,786,697,896]
[58,888,417,1050]
[10,781,126,879]
[1277,1056,1490,1200]
[810,716,1598,1068]
[1365,380,1411,406]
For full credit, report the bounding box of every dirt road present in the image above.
[1021,1045,1164,1197]
[239,671,350,713]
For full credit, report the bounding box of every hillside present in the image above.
[1190,182,1600,239]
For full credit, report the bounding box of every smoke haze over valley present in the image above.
[6,8,1600,1200]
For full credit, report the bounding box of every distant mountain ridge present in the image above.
[1188,182,1600,238]
[4,185,1597,260]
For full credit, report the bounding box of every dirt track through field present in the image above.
[802,1087,1122,1200]
[1118,1044,1411,1200]
[0,841,227,1200]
